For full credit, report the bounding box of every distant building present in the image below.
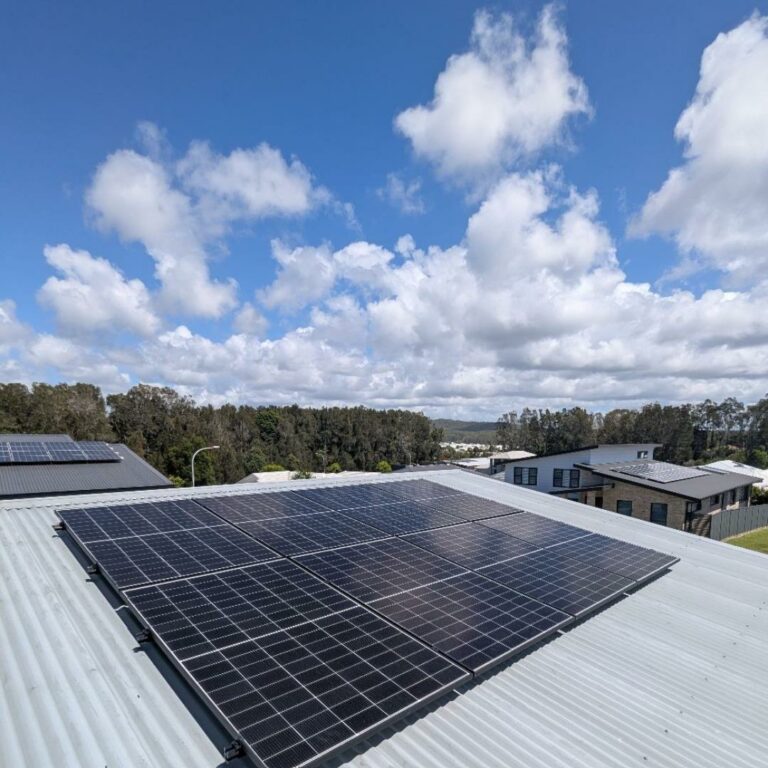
[703,459,768,489]
[452,451,535,475]
[0,433,171,499]
[503,444,757,532]
[237,469,378,484]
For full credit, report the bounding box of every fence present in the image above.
[709,504,768,541]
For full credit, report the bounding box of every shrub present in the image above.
[262,463,285,472]
[292,469,313,480]
[376,460,392,473]
[327,462,342,473]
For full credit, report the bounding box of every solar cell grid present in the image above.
[479,548,634,616]
[343,501,466,535]
[195,492,326,524]
[479,511,590,548]
[549,533,678,581]
[296,538,466,602]
[402,523,539,570]
[0,439,120,464]
[125,560,354,659]
[378,479,462,502]
[370,571,571,672]
[238,512,389,556]
[290,484,403,511]
[615,461,707,483]
[417,494,523,521]
[59,499,220,542]
[85,525,277,589]
[180,606,468,768]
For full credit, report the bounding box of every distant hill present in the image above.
[432,419,499,445]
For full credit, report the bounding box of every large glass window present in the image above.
[553,469,580,488]
[739,485,750,502]
[650,503,668,526]
[513,467,538,486]
[710,494,721,509]
[616,500,633,516]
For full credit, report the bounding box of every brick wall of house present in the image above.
[599,481,689,530]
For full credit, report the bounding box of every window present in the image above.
[710,494,721,509]
[513,466,537,486]
[616,500,633,516]
[739,485,750,502]
[650,503,668,526]
[686,500,702,515]
[553,468,580,488]
[637,450,649,459]
[728,489,737,505]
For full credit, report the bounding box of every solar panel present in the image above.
[370,571,571,673]
[155,606,468,768]
[479,548,633,617]
[548,534,678,581]
[82,525,278,589]
[377,479,463,502]
[195,491,327,523]
[343,501,466,535]
[614,461,708,483]
[416,493,522,521]
[237,512,389,556]
[402,523,539,570]
[0,439,120,464]
[296,538,467,603]
[479,511,590,548]
[125,560,354,660]
[58,499,220,542]
[290,484,402,511]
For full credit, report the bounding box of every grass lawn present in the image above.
[726,526,768,554]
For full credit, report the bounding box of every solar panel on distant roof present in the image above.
[296,537,466,602]
[0,439,120,464]
[479,548,634,616]
[370,571,571,673]
[402,523,538,570]
[152,604,468,768]
[478,511,590,548]
[614,461,708,483]
[237,512,389,556]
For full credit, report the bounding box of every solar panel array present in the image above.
[0,439,119,464]
[57,478,678,768]
[613,460,708,483]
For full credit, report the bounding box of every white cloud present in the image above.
[378,173,425,214]
[233,302,269,336]
[631,13,768,283]
[395,6,589,179]
[38,244,160,336]
[0,299,28,352]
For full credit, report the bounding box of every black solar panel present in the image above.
[84,526,278,589]
[296,538,467,602]
[479,548,633,616]
[615,461,707,483]
[549,534,678,581]
[173,607,468,768]
[370,571,571,672]
[195,491,327,523]
[126,560,354,660]
[343,501,466,535]
[377,479,463,502]
[238,512,389,556]
[479,511,590,547]
[402,523,538,570]
[0,439,120,464]
[417,493,522,521]
[59,499,219,542]
[290,484,401,511]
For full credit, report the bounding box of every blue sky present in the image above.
[1,1,767,417]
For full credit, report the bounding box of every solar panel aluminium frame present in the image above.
[123,581,471,768]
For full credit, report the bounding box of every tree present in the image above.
[376,460,393,473]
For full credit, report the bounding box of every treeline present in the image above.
[496,398,768,467]
[0,383,442,485]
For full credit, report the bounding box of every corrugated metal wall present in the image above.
[710,503,768,540]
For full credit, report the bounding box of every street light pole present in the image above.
[191,445,220,487]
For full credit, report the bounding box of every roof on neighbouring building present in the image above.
[703,460,768,489]
[237,470,378,484]
[0,439,172,498]
[1,470,767,768]
[502,443,662,464]
[582,459,758,500]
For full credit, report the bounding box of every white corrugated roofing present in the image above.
[2,471,767,768]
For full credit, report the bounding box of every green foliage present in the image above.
[262,463,286,472]
[327,461,342,473]
[292,469,313,479]
[376,459,392,473]
[751,486,768,505]
[750,449,768,469]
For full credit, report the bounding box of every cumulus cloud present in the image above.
[395,6,589,179]
[0,299,28,351]
[378,173,425,214]
[38,244,160,336]
[233,302,269,336]
[631,13,768,283]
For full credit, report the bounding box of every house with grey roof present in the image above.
[0,433,171,499]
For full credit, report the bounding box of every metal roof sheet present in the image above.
[1,471,767,768]
[0,443,172,498]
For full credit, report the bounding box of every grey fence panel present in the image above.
[710,504,768,540]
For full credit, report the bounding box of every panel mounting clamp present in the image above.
[223,740,244,760]
[134,628,152,643]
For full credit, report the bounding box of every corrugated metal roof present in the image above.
[1,471,767,768]
[0,443,172,498]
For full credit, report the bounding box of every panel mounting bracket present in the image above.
[134,628,152,643]
[223,740,244,760]
[86,563,99,575]
[52,521,65,532]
